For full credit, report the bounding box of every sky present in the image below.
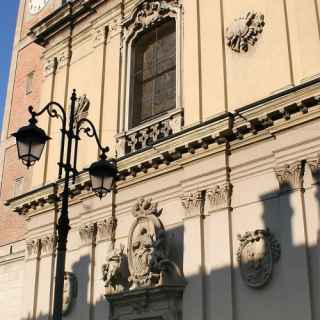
[0,0,20,135]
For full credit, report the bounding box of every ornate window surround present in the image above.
[117,0,183,154]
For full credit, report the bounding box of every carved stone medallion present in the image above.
[226,11,265,53]
[237,229,280,288]
[127,198,184,290]
[62,272,77,315]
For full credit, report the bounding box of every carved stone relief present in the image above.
[206,183,232,211]
[40,235,56,256]
[62,272,77,316]
[122,0,181,38]
[79,223,96,245]
[74,94,90,123]
[103,198,184,295]
[237,229,280,288]
[26,239,41,258]
[275,162,304,191]
[308,155,320,183]
[102,244,129,295]
[97,217,117,242]
[226,11,265,53]
[180,191,203,210]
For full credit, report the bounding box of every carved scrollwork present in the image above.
[226,11,265,53]
[123,0,180,39]
[237,229,280,288]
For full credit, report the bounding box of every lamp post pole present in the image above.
[12,90,117,320]
[52,90,76,320]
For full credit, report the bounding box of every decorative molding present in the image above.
[180,191,203,210]
[62,272,77,316]
[206,183,232,211]
[237,229,280,288]
[102,244,129,295]
[122,0,181,39]
[26,239,41,258]
[74,94,90,123]
[275,162,304,191]
[307,155,320,183]
[97,217,117,241]
[79,223,97,245]
[127,198,184,290]
[40,235,56,256]
[44,57,58,77]
[93,26,108,47]
[226,11,265,53]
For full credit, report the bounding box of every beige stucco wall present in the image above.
[1,0,320,320]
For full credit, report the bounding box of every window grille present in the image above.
[130,19,176,128]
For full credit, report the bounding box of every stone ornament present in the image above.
[26,239,41,258]
[79,223,96,245]
[237,229,280,288]
[102,244,129,295]
[226,11,265,53]
[97,217,117,241]
[180,191,203,210]
[308,155,320,183]
[74,94,90,123]
[123,0,181,37]
[62,272,77,316]
[40,235,56,256]
[103,198,184,294]
[206,183,232,210]
[275,162,304,191]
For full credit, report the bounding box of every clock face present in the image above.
[28,0,50,15]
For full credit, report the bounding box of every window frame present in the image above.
[129,18,177,129]
[119,1,183,132]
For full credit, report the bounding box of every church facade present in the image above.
[1,1,320,320]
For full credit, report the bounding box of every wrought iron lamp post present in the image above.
[12,90,117,320]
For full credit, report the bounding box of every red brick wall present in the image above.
[0,145,32,245]
[7,43,43,136]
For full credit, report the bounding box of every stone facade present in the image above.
[0,1,320,320]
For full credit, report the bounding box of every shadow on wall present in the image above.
[20,184,319,320]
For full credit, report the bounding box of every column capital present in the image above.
[275,161,304,192]
[206,183,233,213]
[180,191,204,219]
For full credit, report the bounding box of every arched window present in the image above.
[129,19,176,128]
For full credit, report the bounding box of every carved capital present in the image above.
[206,183,232,212]
[44,57,58,77]
[26,239,41,258]
[307,155,320,184]
[79,223,97,245]
[275,162,304,191]
[93,26,108,47]
[97,217,117,242]
[180,191,203,210]
[41,235,56,256]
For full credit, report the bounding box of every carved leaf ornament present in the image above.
[226,11,265,53]
[237,229,280,288]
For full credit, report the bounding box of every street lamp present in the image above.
[12,90,117,320]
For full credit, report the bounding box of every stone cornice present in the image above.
[4,90,320,215]
[29,0,105,46]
